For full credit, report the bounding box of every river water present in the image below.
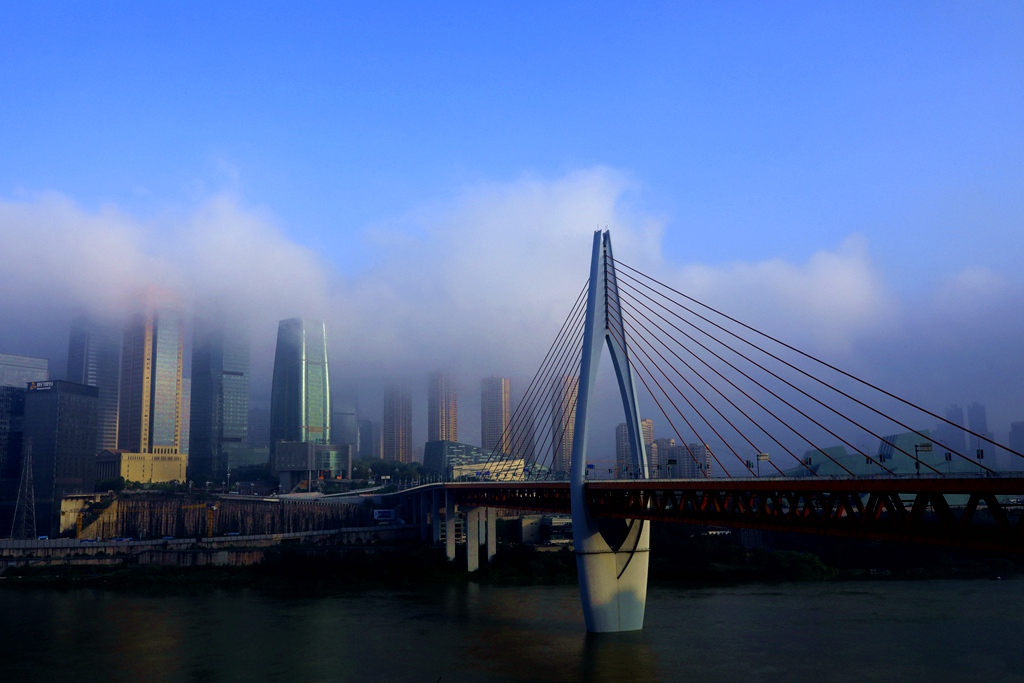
[1,580,1022,682]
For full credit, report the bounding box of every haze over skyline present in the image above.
[1,3,1023,454]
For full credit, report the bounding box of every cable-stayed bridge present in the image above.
[391,230,1024,632]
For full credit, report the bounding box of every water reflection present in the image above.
[1,581,1022,682]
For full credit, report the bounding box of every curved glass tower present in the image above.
[269,319,331,454]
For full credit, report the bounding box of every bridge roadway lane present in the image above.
[393,476,1024,553]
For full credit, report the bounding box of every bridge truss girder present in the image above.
[586,480,1024,554]
[437,478,1024,554]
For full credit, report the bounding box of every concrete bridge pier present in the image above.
[486,507,496,564]
[466,507,480,572]
[419,491,430,542]
[575,518,650,632]
[445,494,456,562]
[431,490,441,545]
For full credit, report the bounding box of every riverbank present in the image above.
[2,535,1021,593]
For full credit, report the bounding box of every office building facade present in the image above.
[382,387,412,463]
[269,318,331,451]
[481,376,511,454]
[427,371,458,443]
[660,442,712,478]
[117,291,185,455]
[967,402,996,463]
[0,386,26,531]
[550,375,578,475]
[23,380,98,536]
[615,418,654,475]
[67,315,121,451]
[333,393,359,453]
[0,353,48,388]
[189,316,250,480]
[358,419,380,459]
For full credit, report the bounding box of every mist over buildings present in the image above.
[1,167,1023,455]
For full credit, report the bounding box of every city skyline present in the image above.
[9,304,1024,477]
[1,6,1023,457]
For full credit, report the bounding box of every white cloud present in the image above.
[1,169,1021,444]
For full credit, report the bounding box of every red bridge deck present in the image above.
[419,476,1024,553]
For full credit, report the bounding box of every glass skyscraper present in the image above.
[332,392,359,452]
[0,353,48,388]
[269,319,331,455]
[67,315,121,451]
[189,316,250,480]
[117,290,184,455]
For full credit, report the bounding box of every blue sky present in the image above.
[2,2,1023,452]
[3,2,1021,283]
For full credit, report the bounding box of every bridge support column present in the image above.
[466,507,480,572]
[445,494,456,562]
[570,231,651,632]
[419,492,430,541]
[431,490,441,545]
[486,507,496,564]
[575,519,650,632]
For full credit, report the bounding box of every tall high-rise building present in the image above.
[248,406,270,450]
[23,380,98,536]
[427,371,458,443]
[382,387,412,463]
[1009,421,1024,467]
[0,353,48,388]
[189,316,250,480]
[358,419,381,459]
[550,375,578,475]
[935,404,968,455]
[481,376,511,453]
[615,418,654,476]
[180,378,191,456]
[117,291,184,455]
[659,441,712,478]
[67,315,120,451]
[0,386,26,531]
[269,319,331,453]
[333,393,359,452]
[967,401,995,462]
[682,443,713,478]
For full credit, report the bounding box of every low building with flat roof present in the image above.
[424,440,524,481]
[97,449,187,484]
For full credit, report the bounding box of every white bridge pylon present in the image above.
[570,230,651,633]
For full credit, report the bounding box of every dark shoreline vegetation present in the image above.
[2,522,1021,592]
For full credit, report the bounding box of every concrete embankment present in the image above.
[0,525,419,570]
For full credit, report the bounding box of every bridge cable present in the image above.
[604,322,717,478]
[483,282,588,479]
[618,310,799,477]
[616,285,902,476]
[614,269,960,475]
[616,271,947,475]
[483,281,588,476]
[608,315,753,476]
[614,258,1017,465]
